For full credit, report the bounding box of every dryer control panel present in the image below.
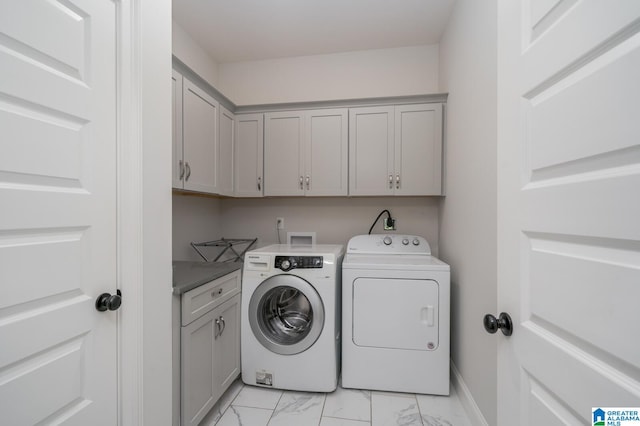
[346,234,432,255]
[275,256,323,271]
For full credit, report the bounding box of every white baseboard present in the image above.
[451,361,489,426]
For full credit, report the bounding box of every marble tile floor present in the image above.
[199,378,472,426]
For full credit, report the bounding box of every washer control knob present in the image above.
[280,259,291,271]
[412,238,420,246]
[402,238,409,245]
[383,236,392,246]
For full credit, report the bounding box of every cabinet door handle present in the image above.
[179,160,185,179]
[214,318,221,338]
[389,175,393,189]
[305,175,310,190]
[219,316,226,336]
[211,288,223,298]
[185,162,191,181]
[396,174,400,189]
[299,176,303,190]
[257,176,262,191]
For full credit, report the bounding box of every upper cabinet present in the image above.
[173,63,445,198]
[264,109,348,196]
[349,103,443,196]
[394,104,443,195]
[173,71,220,194]
[218,105,235,197]
[234,113,264,197]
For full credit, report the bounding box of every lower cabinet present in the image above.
[180,273,241,426]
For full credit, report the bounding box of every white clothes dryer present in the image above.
[342,234,450,395]
[241,244,344,392]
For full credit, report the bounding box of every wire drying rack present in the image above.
[190,237,257,263]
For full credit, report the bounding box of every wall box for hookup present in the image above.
[287,232,316,246]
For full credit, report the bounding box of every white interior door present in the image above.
[498,1,640,424]
[0,0,118,424]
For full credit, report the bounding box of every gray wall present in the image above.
[219,197,440,252]
[172,193,222,261]
[172,195,441,260]
[438,0,498,424]
[217,45,439,105]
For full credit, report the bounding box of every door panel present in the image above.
[181,310,215,426]
[218,106,235,196]
[498,1,640,423]
[264,111,305,196]
[183,79,219,193]
[527,234,640,370]
[172,70,184,188]
[235,114,264,197]
[305,109,348,196]
[348,106,394,196]
[394,104,442,195]
[352,278,439,350]
[216,294,240,393]
[527,37,640,178]
[0,0,117,424]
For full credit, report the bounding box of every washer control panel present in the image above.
[275,255,323,271]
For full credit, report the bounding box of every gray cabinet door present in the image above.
[264,111,305,196]
[305,109,348,196]
[349,106,395,196]
[394,103,443,196]
[234,113,264,197]
[183,77,219,194]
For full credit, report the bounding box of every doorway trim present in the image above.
[116,0,173,424]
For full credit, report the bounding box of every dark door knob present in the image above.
[96,290,122,312]
[483,312,513,336]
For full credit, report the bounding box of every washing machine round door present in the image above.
[248,274,324,355]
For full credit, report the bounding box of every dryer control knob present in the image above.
[383,236,392,246]
[402,238,409,245]
[412,238,420,246]
[280,259,291,271]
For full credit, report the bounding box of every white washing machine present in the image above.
[342,234,450,395]
[241,244,344,392]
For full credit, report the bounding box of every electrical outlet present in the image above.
[383,217,396,230]
[276,217,284,229]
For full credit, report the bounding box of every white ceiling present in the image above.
[172,0,456,63]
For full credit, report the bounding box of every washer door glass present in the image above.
[249,274,324,355]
